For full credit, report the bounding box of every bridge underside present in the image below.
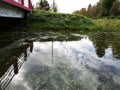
[0,1,26,18]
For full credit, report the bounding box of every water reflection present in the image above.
[6,37,120,90]
[0,32,120,90]
[0,40,33,90]
[91,32,120,59]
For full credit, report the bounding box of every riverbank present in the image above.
[1,11,119,32]
[27,11,99,31]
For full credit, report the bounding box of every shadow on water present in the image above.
[0,31,120,90]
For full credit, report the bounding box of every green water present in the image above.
[0,31,120,90]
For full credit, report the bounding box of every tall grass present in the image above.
[92,19,120,31]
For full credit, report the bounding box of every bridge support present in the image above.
[0,17,27,30]
[0,0,32,29]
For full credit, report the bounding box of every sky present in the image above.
[32,0,99,13]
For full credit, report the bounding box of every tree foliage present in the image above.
[80,8,87,16]
[101,0,117,16]
[73,0,120,18]
[110,1,120,16]
[35,0,50,11]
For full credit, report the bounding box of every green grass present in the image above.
[27,11,98,31]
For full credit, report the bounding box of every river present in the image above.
[0,31,120,90]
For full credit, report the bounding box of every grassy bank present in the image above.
[92,19,120,31]
[27,11,98,31]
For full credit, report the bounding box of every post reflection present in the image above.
[0,41,33,90]
[52,40,54,63]
[13,56,18,74]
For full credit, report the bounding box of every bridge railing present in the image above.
[24,0,29,7]
[14,0,31,8]
[2,0,32,11]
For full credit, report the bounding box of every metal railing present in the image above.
[24,0,29,7]
[2,0,32,11]
[13,0,30,8]
[14,0,21,3]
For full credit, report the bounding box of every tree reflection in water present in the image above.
[112,36,120,59]
[91,32,120,59]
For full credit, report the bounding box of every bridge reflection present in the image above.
[0,41,33,90]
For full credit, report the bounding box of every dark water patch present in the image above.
[0,17,26,30]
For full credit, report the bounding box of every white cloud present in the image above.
[32,0,99,13]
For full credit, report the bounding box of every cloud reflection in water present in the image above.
[7,37,120,90]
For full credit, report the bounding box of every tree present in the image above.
[87,4,98,18]
[39,0,50,11]
[52,0,58,12]
[79,8,87,16]
[73,0,119,18]
[35,2,40,10]
[101,0,117,16]
[95,1,103,17]
[87,4,92,17]
[110,0,120,16]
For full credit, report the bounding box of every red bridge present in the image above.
[0,0,32,18]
